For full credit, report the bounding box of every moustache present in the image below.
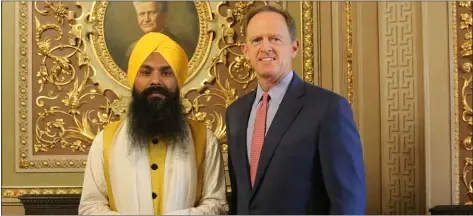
[141,86,171,99]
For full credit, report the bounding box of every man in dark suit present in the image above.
[225,5,366,215]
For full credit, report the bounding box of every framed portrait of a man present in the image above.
[91,1,211,89]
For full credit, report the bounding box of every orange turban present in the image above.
[127,32,189,89]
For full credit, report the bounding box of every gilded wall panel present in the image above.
[15,1,284,174]
[345,2,354,109]
[301,1,315,85]
[453,1,472,205]
[378,2,425,214]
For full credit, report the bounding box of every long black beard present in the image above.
[127,86,188,151]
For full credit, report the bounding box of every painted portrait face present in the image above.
[133,2,167,33]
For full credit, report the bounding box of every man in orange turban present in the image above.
[79,32,228,215]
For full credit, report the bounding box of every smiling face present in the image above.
[133,2,167,33]
[242,11,299,80]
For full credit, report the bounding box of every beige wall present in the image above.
[2,1,464,214]
[353,2,457,212]
[352,2,382,213]
[421,1,454,208]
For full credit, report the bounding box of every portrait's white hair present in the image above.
[132,1,166,12]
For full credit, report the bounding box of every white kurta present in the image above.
[79,121,229,215]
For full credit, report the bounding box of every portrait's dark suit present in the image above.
[225,73,366,215]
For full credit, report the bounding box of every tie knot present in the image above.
[262,92,269,102]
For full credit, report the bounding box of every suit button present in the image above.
[152,138,159,144]
[152,192,157,199]
[151,163,158,170]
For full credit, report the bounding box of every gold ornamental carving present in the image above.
[301,1,314,85]
[33,5,121,154]
[456,1,472,205]
[15,0,287,175]
[345,1,354,107]
[17,1,123,171]
[2,187,82,198]
[17,1,30,169]
[90,2,213,90]
[452,1,460,205]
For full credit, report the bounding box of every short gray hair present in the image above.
[132,1,168,13]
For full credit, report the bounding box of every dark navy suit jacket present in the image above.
[225,73,366,214]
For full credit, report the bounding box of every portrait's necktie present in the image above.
[250,92,270,187]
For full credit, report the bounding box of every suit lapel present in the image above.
[251,74,306,195]
[235,90,256,188]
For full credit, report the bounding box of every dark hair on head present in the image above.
[242,5,297,42]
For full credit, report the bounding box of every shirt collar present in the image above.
[254,71,294,106]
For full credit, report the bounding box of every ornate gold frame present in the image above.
[452,1,472,205]
[452,1,460,205]
[90,1,213,90]
[15,2,81,172]
[345,1,354,107]
[301,1,314,85]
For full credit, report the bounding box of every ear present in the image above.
[241,43,249,60]
[291,39,300,58]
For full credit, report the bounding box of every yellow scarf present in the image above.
[102,119,207,214]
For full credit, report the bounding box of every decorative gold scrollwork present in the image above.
[179,1,281,193]
[182,1,280,142]
[90,1,213,90]
[19,1,284,171]
[346,1,354,107]
[2,187,82,198]
[302,1,314,85]
[33,2,120,154]
[458,1,472,205]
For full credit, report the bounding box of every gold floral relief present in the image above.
[2,187,82,198]
[345,1,354,107]
[16,0,286,175]
[301,1,314,85]
[17,1,122,171]
[181,2,282,179]
[457,1,472,205]
[33,2,121,155]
